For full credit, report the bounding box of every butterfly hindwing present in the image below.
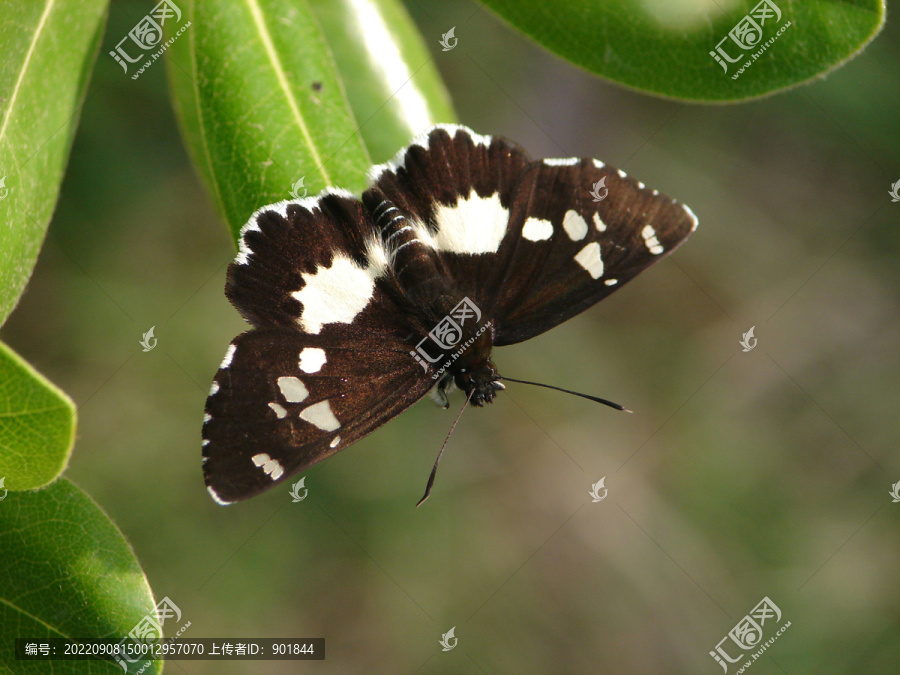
[363,125,533,313]
[227,188,392,331]
[203,326,433,504]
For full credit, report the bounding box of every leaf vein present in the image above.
[243,0,331,184]
[0,0,57,150]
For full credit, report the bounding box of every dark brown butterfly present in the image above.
[202,125,697,504]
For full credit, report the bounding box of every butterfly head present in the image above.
[450,331,504,407]
[460,366,505,407]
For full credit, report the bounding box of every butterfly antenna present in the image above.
[498,376,632,412]
[417,389,475,507]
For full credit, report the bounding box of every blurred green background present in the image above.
[2,0,899,673]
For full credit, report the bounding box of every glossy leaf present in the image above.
[309,0,456,163]
[0,340,75,491]
[0,479,161,674]
[0,0,109,325]
[482,0,885,102]
[166,0,373,242]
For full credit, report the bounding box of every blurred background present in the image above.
[2,0,899,672]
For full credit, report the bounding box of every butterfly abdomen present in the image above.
[366,193,452,311]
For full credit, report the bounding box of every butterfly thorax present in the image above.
[369,193,504,407]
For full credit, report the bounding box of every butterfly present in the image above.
[202,124,697,505]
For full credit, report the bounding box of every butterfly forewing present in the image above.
[203,326,432,504]
[489,158,698,345]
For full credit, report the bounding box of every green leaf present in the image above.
[0,478,161,674]
[482,0,885,102]
[308,0,456,163]
[0,0,109,326]
[166,0,373,243]
[0,340,75,491]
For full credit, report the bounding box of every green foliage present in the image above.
[308,0,456,164]
[0,0,109,325]
[0,341,75,490]
[0,479,160,674]
[482,0,885,101]
[0,0,108,492]
[167,0,453,244]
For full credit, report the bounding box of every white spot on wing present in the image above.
[592,159,605,169]
[616,169,626,178]
[277,376,309,403]
[543,157,579,166]
[268,402,288,418]
[641,225,665,255]
[683,203,699,231]
[432,191,508,254]
[562,210,588,241]
[251,453,284,481]
[522,217,553,241]
[299,347,327,373]
[203,413,211,423]
[592,212,607,232]
[293,254,377,334]
[209,381,220,396]
[202,439,210,447]
[574,242,604,279]
[220,344,237,369]
[300,400,341,431]
[330,435,341,448]
[207,485,233,506]
[604,278,618,286]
